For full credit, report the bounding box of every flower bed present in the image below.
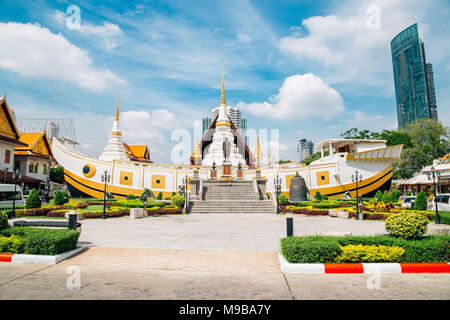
[281,235,450,263]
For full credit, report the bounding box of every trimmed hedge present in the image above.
[281,235,450,263]
[1,227,80,255]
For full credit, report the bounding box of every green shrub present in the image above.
[0,234,25,253]
[278,195,289,205]
[374,190,382,201]
[322,195,328,201]
[336,244,405,263]
[0,211,9,231]
[407,190,412,196]
[382,190,391,204]
[385,212,429,239]
[26,189,41,209]
[391,189,401,203]
[171,195,185,208]
[414,191,428,211]
[281,236,341,263]
[126,194,137,200]
[172,192,176,197]
[53,191,69,205]
[315,191,322,201]
[1,227,80,255]
[140,188,152,201]
[157,192,163,200]
[281,235,449,263]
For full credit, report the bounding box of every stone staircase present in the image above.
[189,180,275,214]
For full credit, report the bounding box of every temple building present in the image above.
[123,143,151,163]
[193,63,254,167]
[14,130,53,191]
[0,95,28,183]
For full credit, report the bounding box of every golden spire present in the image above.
[193,138,201,170]
[220,60,226,106]
[115,90,120,121]
[255,136,261,170]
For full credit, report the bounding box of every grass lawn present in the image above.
[428,211,450,225]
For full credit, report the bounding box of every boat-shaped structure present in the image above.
[52,137,402,199]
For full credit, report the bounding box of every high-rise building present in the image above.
[391,23,438,128]
[202,116,212,136]
[202,106,247,140]
[297,139,314,162]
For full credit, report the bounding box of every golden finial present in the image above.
[193,138,201,170]
[115,90,120,121]
[255,136,261,170]
[220,60,226,106]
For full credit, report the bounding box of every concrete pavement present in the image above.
[1,247,449,300]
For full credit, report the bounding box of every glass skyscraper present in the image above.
[391,23,438,128]
[202,106,247,143]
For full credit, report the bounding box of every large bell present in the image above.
[289,172,307,202]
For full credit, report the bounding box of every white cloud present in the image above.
[52,10,123,50]
[279,0,444,92]
[237,73,344,119]
[0,22,126,91]
[120,109,181,144]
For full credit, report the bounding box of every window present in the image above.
[43,164,47,175]
[34,164,38,173]
[29,163,34,173]
[441,195,449,204]
[4,150,10,164]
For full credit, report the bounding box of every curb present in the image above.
[0,246,86,265]
[278,254,450,274]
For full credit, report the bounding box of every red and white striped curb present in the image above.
[0,247,85,264]
[278,254,450,274]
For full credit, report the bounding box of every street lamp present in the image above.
[11,169,21,218]
[274,173,282,214]
[3,167,8,184]
[427,166,441,224]
[101,170,111,220]
[351,170,363,220]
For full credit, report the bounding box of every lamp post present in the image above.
[3,167,8,184]
[351,170,363,220]
[101,170,111,220]
[12,169,20,219]
[427,166,441,224]
[274,173,282,214]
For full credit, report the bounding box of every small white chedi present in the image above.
[201,63,245,166]
[99,94,129,161]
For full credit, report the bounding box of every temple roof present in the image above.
[15,130,53,159]
[123,143,151,162]
[0,95,28,147]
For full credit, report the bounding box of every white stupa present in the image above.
[99,93,129,161]
[201,63,245,167]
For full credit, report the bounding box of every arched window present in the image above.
[34,164,39,174]
[28,162,34,173]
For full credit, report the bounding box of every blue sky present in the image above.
[0,0,449,163]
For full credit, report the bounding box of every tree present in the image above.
[157,192,163,200]
[382,190,391,204]
[26,189,41,209]
[413,191,428,211]
[379,130,413,148]
[374,190,383,201]
[54,191,69,205]
[395,120,449,179]
[302,150,329,165]
[50,166,65,183]
[315,191,322,201]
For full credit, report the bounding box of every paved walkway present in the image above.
[3,214,449,299]
[71,213,449,251]
[1,247,449,300]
